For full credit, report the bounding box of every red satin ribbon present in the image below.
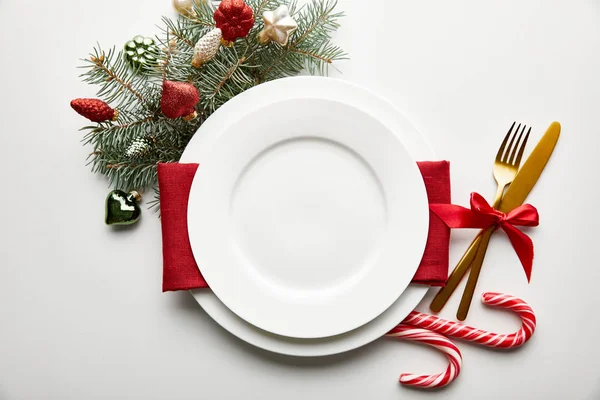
[429,192,539,282]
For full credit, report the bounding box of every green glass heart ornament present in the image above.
[105,190,142,226]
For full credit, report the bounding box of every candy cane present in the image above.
[387,292,536,389]
[386,324,462,388]
[402,292,536,349]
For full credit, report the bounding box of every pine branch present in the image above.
[301,41,346,75]
[160,16,197,47]
[249,0,280,17]
[185,0,218,27]
[200,47,255,111]
[80,47,156,110]
[255,0,345,81]
[155,18,198,83]
[82,116,155,149]
[76,0,345,202]
[160,38,178,81]
[290,47,330,63]
[213,56,245,95]
[147,186,162,214]
[170,30,194,48]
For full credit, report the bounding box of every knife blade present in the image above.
[499,121,561,212]
[430,121,561,314]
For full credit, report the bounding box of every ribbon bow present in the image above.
[430,193,539,282]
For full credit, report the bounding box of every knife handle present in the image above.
[429,232,483,312]
[456,228,494,320]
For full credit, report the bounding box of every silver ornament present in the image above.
[258,5,298,46]
[192,28,222,68]
[125,137,154,159]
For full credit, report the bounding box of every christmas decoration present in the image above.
[173,0,205,16]
[385,291,536,389]
[124,35,159,71]
[125,136,155,159]
[75,0,344,206]
[105,190,142,225]
[258,5,298,46]
[160,80,200,120]
[386,292,536,389]
[70,98,118,122]
[192,28,222,68]
[431,192,539,282]
[387,325,462,389]
[214,0,254,45]
[401,292,536,349]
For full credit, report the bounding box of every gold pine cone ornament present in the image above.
[192,28,223,68]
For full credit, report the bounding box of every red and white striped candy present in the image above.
[386,324,462,389]
[388,292,536,389]
[402,292,536,349]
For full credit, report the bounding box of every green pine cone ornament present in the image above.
[105,190,142,226]
[124,35,158,72]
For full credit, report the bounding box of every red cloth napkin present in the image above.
[158,161,450,292]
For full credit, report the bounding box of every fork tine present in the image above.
[503,123,520,163]
[496,121,516,162]
[513,126,531,168]
[508,124,526,165]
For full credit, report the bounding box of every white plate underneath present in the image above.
[180,77,434,355]
[187,98,429,339]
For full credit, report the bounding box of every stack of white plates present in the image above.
[180,77,433,356]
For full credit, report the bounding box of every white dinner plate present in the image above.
[187,97,429,339]
[180,77,434,354]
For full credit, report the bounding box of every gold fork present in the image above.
[430,122,531,318]
[455,123,531,319]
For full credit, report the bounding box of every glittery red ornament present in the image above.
[160,80,200,120]
[70,98,118,122]
[214,0,254,43]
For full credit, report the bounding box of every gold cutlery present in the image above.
[430,122,561,319]
[430,122,530,313]
[456,123,531,320]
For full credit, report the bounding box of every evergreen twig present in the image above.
[76,0,345,206]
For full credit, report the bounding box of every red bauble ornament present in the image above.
[160,80,200,121]
[70,98,118,122]
[214,0,254,43]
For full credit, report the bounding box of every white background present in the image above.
[0,0,599,399]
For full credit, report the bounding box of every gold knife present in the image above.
[430,121,561,314]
